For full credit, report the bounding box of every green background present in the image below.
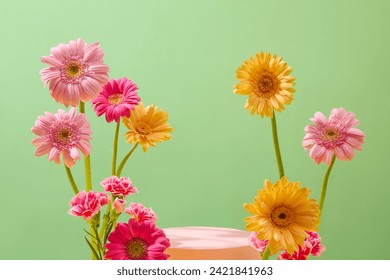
[0,0,389,259]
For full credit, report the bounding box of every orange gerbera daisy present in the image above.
[244,177,320,255]
[122,103,173,152]
[234,52,295,117]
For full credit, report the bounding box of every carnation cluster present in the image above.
[235,52,365,260]
[32,38,173,260]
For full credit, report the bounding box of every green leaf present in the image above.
[84,227,104,253]
[103,221,114,244]
[92,226,103,249]
[84,237,102,260]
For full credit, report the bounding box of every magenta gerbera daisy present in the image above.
[303,108,365,165]
[104,219,170,260]
[31,108,92,168]
[91,78,140,123]
[40,38,109,107]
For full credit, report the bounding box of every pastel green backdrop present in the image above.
[0,0,388,259]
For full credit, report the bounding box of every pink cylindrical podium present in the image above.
[163,226,259,260]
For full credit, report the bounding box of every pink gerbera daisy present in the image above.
[31,108,92,168]
[40,38,109,107]
[125,203,158,224]
[91,78,140,123]
[303,108,365,165]
[277,231,325,260]
[104,219,170,260]
[100,176,138,197]
[68,191,110,220]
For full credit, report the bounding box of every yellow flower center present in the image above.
[135,122,151,135]
[270,205,294,228]
[108,93,124,105]
[126,238,147,259]
[253,71,280,99]
[66,61,82,79]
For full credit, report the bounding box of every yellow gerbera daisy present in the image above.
[234,52,295,117]
[244,177,320,255]
[122,102,173,152]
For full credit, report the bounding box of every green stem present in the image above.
[99,197,125,251]
[262,245,271,260]
[79,101,85,114]
[79,101,93,191]
[84,156,93,191]
[112,215,119,229]
[88,214,101,260]
[116,143,139,177]
[112,122,120,175]
[271,112,285,178]
[79,101,95,259]
[98,200,112,241]
[64,165,79,195]
[319,155,336,217]
[99,123,121,243]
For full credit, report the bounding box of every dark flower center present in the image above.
[53,126,76,146]
[126,238,148,259]
[136,122,151,135]
[253,71,280,99]
[270,205,294,228]
[58,128,72,142]
[278,213,287,219]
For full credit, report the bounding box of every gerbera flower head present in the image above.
[104,219,170,260]
[100,176,138,197]
[303,108,365,165]
[31,108,92,168]
[91,78,140,123]
[277,231,325,260]
[125,203,158,224]
[68,191,110,220]
[244,177,320,255]
[234,52,295,118]
[40,38,109,107]
[122,102,173,152]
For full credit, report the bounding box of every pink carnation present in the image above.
[68,191,110,220]
[91,78,140,123]
[105,219,170,260]
[113,198,126,214]
[40,38,109,107]
[277,231,325,260]
[125,203,158,223]
[303,231,326,257]
[100,176,137,197]
[303,108,365,165]
[248,232,269,252]
[31,108,92,168]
